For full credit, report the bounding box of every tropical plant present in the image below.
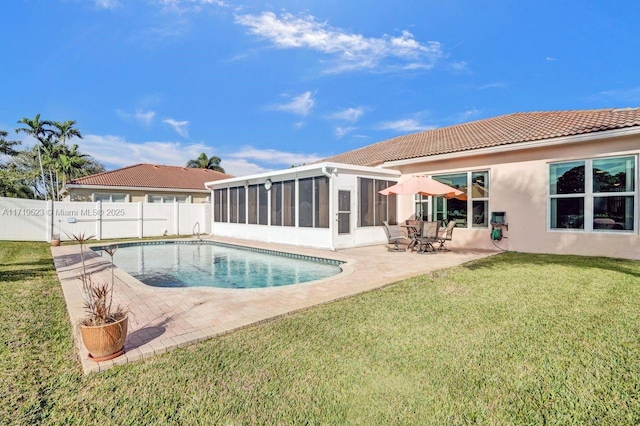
[68,232,127,326]
[186,152,225,173]
[52,120,83,147]
[15,114,52,200]
[0,129,20,156]
[9,117,104,200]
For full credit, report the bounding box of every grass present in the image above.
[1,241,639,425]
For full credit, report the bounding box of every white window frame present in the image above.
[548,154,638,233]
[429,169,491,229]
[147,194,189,204]
[92,192,129,202]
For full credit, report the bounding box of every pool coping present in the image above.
[52,236,498,374]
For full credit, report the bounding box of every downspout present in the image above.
[321,166,337,251]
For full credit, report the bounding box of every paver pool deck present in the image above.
[51,237,498,374]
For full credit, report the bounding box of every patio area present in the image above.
[51,237,497,374]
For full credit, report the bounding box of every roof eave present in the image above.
[204,161,401,189]
[64,184,211,193]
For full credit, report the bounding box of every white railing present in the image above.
[0,197,211,242]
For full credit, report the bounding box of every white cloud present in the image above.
[154,0,231,14]
[135,109,156,126]
[163,118,190,137]
[448,61,470,73]
[457,108,481,122]
[77,135,208,169]
[235,12,443,73]
[379,118,434,132]
[596,87,640,101]
[227,146,322,166]
[220,158,269,176]
[117,108,156,126]
[478,82,507,90]
[546,57,557,61]
[329,107,365,123]
[94,0,121,9]
[272,91,315,116]
[77,135,321,176]
[335,126,356,138]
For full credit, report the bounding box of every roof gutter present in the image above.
[382,126,640,168]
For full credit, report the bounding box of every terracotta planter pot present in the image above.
[50,239,61,247]
[80,315,128,362]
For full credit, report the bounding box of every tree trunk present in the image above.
[35,143,47,201]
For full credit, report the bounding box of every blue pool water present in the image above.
[92,241,342,289]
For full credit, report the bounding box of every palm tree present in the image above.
[186,152,225,173]
[0,130,20,156]
[16,114,53,200]
[52,121,84,197]
[53,120,83,146]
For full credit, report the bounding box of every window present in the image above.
[471,171,489,228]
[550,156,636,232]
[299,178,313,227]
[258,184,268,225]
[283,180,295,227]
[238,186,246,224]
[314,177,330,228]
[433,173,468,227]
[213,189,228,222]
[213,190,221,222]
[358,178,397,227]
[299,177,329,228]
[94,193,127,202]
[431,171,490,228]
[270,182,282,225]
[270,180,295,227]
[248,185,257,224]
[414,194,429,221]
[223,186,246,224]
[229,187,238,223]
[148,195,188,203]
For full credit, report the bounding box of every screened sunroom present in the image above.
[204,162,401,250]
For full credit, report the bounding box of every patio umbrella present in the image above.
[378,175,464,198]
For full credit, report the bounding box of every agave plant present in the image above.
[68,232,127,326]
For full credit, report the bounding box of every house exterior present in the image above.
[65,164,233,204]
[206,108,640,260]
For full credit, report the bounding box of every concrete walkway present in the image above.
[52,237,498,374]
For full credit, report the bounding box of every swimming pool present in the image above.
[92,241,342,289]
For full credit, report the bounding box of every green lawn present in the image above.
[1,241,639,425]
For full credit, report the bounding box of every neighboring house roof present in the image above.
[67,164,233,191]
[321,108,640,166]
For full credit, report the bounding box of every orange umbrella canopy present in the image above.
[378,175,464,198]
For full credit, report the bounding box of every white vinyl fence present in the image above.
[0,197,211,242]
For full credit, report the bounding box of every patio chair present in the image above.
[436,220,456,251]
[416,221,440,254]
[404,220,421,251]
[383,221,408,251]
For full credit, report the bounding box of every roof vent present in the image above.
[153,165,159,169]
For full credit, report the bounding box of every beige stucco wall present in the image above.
[68,188,210,204]
[391,134,640,260]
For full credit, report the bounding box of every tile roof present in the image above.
[321,108,640,166]
[67,164,233,191]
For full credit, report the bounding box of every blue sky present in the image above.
[2,0,639,176]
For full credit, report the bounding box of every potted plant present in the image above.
[50,233,61,247]
[70,233,129,362]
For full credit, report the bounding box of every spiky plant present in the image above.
[67,232,127,326]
